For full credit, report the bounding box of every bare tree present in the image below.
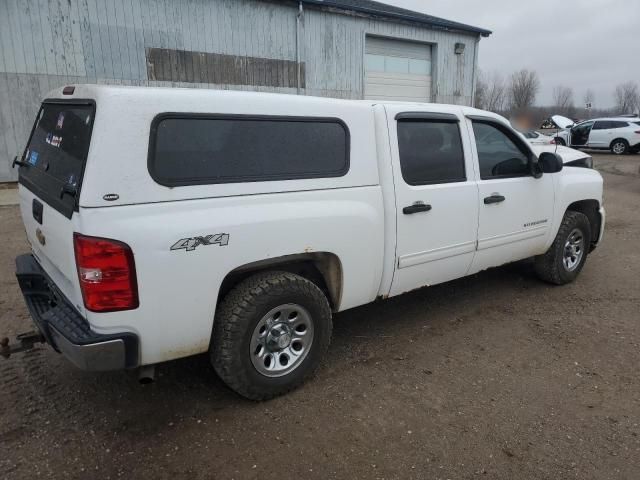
[552,85,574,111]
[485,72,507,112]
[474,70,488,110]
[508,69,540,112]
[614,81,640,114]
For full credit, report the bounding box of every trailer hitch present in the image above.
[0,331,46,359]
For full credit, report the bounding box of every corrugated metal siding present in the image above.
[0,0,479,182]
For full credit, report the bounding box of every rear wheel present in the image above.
[554,137,566,146]
[611,139,629,155]
[211,271,332,400]
[534,211,591,285]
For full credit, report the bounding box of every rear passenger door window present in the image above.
[149,115,349,186]
[397,119,466,185]
[609,121,628,129]
[471,122,530,179]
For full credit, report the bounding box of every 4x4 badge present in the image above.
[170,233,229,252]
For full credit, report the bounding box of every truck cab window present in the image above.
[397,119,466,185]
[472,122,530,179]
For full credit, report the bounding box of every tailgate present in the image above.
[16,101,95,310]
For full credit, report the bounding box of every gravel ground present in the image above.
[1,153,639,480]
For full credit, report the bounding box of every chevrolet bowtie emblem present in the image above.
[35,228,46,246]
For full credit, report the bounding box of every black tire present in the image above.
[534,211,591,285]
[610,139,629,155]
[554,137,566,146]
[211,271,332,400]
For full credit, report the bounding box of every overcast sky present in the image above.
[385,0,640,108]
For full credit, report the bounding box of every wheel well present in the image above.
[610,138,629,148]
[218,253,343,312]
[566,200,601,246]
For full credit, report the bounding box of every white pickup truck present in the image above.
[4,85,605,400]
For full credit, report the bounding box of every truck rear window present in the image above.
[19,101,95,218]
[148,114,350,186]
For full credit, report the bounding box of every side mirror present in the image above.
[538,152,564,174]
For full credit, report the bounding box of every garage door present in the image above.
[364,37,432,102]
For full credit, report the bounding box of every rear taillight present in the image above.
[635,130,640,134]
[73,233,139,312]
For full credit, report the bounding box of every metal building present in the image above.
[0,0,490,182]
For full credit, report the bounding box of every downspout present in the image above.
[470,35,480,107]
[296,1,304,95]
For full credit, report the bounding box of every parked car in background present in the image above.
[549,115,575,130]
[520,129,557,146]
[553,116,640,155]
[531,144,593,169]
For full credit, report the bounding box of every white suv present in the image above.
[554,117,640,155]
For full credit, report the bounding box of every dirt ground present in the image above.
[1,152,639,480]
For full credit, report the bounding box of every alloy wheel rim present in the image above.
[563,228,585,272]
[613,142,625,154]
[250,304,314,377]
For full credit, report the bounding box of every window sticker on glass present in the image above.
[45,132,63,147]
[28,150,39,166]
[56,113,65,130]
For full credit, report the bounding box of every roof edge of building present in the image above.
[300,0,492,37]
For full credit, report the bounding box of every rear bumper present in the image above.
[15,254,139,371]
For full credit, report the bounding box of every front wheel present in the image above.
[211,271,332,400]
[534,211,591,285]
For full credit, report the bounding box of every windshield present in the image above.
[18,101,95,218]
